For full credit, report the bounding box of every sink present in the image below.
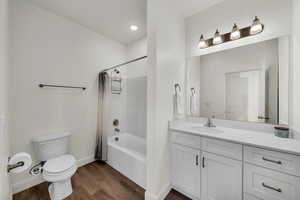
[191,126,223,134]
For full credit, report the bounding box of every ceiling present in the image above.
[28,0,223,45]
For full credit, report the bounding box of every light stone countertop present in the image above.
[169,119,300,156]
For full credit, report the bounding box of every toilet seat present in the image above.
[43,154,77,182]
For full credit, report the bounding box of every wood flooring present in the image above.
[13,161,190,200]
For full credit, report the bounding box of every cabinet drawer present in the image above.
[244,146,300,177]
[244,193,263,200]
[244,163,300,200]
[171,131,201,149]
[201,138,242,160]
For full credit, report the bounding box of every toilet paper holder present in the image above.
[7,159,25,173]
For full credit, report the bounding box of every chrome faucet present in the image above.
[204,117,216,128]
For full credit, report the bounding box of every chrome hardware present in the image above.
[29,161,45,176]
[262,182,282,193]
[113,119,119,127]
[196,155,199,166]
[204,117,216,128]
[262,157,282,165]
[7,161,24,173]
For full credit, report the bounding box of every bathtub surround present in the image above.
[9,0,127,193]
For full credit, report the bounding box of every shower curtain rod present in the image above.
[101,56,147,73]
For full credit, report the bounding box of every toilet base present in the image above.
[48,179,73,200]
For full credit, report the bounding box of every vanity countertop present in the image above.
[169,120,300,156]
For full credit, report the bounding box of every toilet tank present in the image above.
[32,132,71,161]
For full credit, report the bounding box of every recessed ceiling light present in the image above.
[130,25,139,31]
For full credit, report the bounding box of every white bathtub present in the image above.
[107,133,146,188]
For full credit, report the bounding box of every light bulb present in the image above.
[250,16,263,35]
[198,34,208,49]
[213,29,223,45]
[230,23,241,40]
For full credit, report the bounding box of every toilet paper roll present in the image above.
[8,152,32,174]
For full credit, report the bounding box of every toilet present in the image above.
[32,132,77,200]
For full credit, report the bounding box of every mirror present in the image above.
[187,36,290,125]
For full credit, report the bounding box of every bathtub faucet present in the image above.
[114,128,120,135]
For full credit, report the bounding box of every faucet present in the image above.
[204,117,216,128]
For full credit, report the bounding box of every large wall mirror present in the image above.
[186,36,290,125]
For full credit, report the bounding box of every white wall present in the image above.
[278,36,290,125]
[146,0,186,199]
[126,37,147,60]
[0,0,11,199]
[186,0,292,57]
[9,0,126,193]
[292,0,300,135]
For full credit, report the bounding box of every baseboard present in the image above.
[12,176,44,194]
[12,155,95,194]
[145,183,171,200]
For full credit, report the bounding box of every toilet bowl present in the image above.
[43,154,77,200]
[32,132,77,200]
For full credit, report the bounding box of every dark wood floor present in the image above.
[13,161,190,200]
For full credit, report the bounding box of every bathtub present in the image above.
[107,133,146,188]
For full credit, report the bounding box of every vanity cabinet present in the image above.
[170,131,242,200]
[201,152,242,200]
[171,143,201,199]
[170,130,300,200]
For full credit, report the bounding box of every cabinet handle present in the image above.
[202,157,205,168]
[262,157,282,165]
[262,182,282,193]
[196,155,199,166]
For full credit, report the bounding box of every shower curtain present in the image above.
[95,72,111,161]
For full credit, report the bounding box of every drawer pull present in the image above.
[262,157,282,165]
[262,182,282,193]
[196,155,199,166]
[202,157,205,168]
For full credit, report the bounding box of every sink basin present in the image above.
[191,126,223,134]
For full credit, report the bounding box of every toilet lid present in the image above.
[44,154,76,174]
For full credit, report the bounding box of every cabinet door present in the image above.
[201,152,242,200]
[171,144,201,199]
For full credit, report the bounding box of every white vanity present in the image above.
[169,119,300,200]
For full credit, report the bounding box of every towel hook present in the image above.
[175,84,181,94]
[191,88,195,95]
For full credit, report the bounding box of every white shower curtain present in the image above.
[95,72,111,161]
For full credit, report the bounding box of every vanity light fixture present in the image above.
[198,34,208,49]
[230,23,241,40]
[197,16,264,49]
[213,29,223,45]
[250,16,264,35]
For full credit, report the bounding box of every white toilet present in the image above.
[32,132,77,200]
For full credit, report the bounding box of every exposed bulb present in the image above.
[213,29,223,45]
[230,23,241,40]
[198,34,208,49]
[250,16,263,35]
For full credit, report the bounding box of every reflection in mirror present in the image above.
[187,36,289,125]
